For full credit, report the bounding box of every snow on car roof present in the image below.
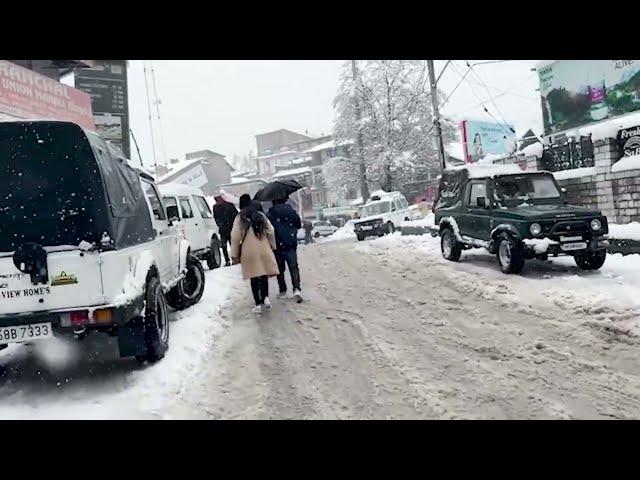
[447,163,524,179]
[158,182,205,197]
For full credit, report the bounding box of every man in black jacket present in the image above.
[213,195,238,267]
[267,197,303,302]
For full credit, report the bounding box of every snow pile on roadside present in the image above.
[401,213,435,228]
[320,220,356,242]
[609,222,640,241]
[0,267,244,419]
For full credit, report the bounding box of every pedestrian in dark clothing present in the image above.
[267,197,303,302]
[213,195,238,267]
[303,220,313,244]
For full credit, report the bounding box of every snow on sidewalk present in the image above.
[0,265,244,419]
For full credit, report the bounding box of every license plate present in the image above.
[561,242,587,251]
[361,226,373,231]
[560,235,583,242]
[0,322,53,344]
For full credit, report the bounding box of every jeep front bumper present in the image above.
[523,236,609,257]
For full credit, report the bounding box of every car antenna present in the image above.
[130,128,144,167]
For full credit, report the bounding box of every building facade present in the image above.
[156,149,235,196]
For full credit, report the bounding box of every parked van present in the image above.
[352,191,411,241]
[159,183,222,270]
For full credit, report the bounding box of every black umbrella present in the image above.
[253,179,304,202]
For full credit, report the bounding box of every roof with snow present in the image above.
[272,166,313,179]
[158,183,206,197]
[156,158,203,183]
[305,139,353,153]
[445,141,465,161]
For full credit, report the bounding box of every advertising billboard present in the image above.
[169,164,208,188]
[538,60,640,136]
[75,60,130,158]
[0,60,95,130]
[460,119,517,163]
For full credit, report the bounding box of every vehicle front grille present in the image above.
[355,220,382,228]
[549,220,590,239]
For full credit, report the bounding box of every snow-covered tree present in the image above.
[331,60,456,197]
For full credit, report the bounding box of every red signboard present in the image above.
[0,60,95,131]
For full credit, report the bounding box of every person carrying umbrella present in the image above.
[230,194,279,313]
[267,195,303,303]
[254,179,305,303]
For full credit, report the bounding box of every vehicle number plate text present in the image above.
[0,322,53,344]
[561,242,587,251]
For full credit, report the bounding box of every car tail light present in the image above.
[60,311,89,327]
[94,309,113,324]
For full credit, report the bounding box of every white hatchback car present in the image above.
[159,183,222,270]
[311,221,338,238]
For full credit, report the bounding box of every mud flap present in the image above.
[117,316,147,358]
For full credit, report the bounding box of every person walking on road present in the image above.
[231,194,279,313]
[303,220,313,245]
[213,194,238,267]
[267,197,303,303]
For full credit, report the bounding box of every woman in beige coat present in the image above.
[230,194,280,313]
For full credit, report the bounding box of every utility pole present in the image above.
[351,60,370,202]
[427,60,447,172]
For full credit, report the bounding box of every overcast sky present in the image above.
[124,60,541,168]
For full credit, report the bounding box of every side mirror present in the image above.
[477,197,487,208]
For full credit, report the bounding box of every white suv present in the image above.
[159,183,222,270]
[0,121,205,363]
[353,192,411,241]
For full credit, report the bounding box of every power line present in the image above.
[465,61,514,134]
[448,61,514,137]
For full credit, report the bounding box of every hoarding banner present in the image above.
[75,60,130,158]
[539,60,640,136]
[0,60,95,130]
[169,164,208,188]
[617,125,640,159]
[461,119,517,163]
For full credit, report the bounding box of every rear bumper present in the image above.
[0,297,144,329]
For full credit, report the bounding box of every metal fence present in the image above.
[541,135,594,172]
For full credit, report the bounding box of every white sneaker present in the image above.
[293,289,303,303]
[277,292,287,299]
[263,297,272,309]
[251,305,263,314]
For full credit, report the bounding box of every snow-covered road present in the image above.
[3,233,640,419]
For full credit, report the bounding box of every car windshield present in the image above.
[495,174,560,203]
[362,201,391,217]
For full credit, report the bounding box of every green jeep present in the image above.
[433,166,610,274]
